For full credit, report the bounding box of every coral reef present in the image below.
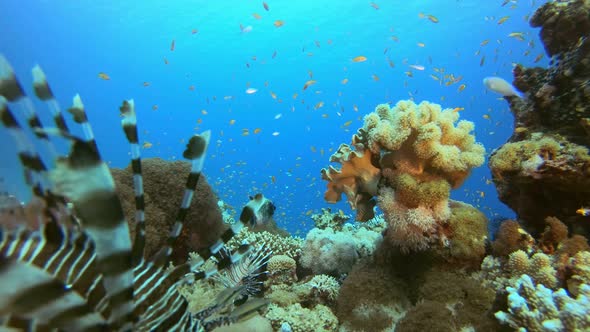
[265,303,338,332]
[300,225,382,276]
[489,0,590,234]
[495,274,590,331]
[489,133,590,233]
[111,158,226,264]
[310,207,351,231]
[322,100,485,253]
[337,261,410,332]
[227,228,303,259]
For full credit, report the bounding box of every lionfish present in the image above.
[0,55,269,331]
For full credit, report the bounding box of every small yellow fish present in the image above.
[314,101,324,109]
[576,207,590,216]
[142,141,153,149]
[98,72,110,80]
[341,78,349,84]
[457,84,466,92]
[252,13,261,19]
[417,42,426,47]
[229,119,236,125]
[452,107,464,113]
[352,56,367,63]
[253,128,262,134]
[372,74,379,81]
[273,20,284,28]
[342,120,353,127]
[303,80,317,90]
[497,16,510,25]
[427,14,439,23]
[534,53,544,63]
[508,32,525,41]
[480,39,490,46]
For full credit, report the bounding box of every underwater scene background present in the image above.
[1,0,590,331]
[1,0,547,235]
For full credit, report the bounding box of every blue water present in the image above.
[0,0,548,235]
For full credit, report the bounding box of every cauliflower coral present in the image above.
[321,100,485,252]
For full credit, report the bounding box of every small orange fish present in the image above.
[427,14,439,23]
[253,128,262,134]
[370,2,379,9]
[352,55,367,62]
[341,78,349,84]
[303,80,317,90]
[457,84,466,92]
[452,107,464,113]
[263,1,269,11]
[314,101,324,109]
[372,74,379,81]
[417,42,425,47]
[152,105,158,111]
[170,39,175,51]
[481,39,490,46]
[253,13,262,19]
[534,53,544,63]
[98,72,110,80]
[229,119,236,125]
[143,82,150,87]
[191,29,198,34]
[142,142,153,149]
[273,20,284,27]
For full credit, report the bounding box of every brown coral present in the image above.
[111,158,226,264]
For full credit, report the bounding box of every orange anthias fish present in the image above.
[98,72,110,80]
[273,20,284,27]
[352,56,367,63]
[303,80,317,90]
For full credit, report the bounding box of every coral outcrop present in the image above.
[111,158,226,264]
[322,100,485,253]
[489,0,590,234]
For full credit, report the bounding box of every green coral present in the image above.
[265,303,338,332]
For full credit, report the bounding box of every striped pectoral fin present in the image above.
[31,65,70,134]
[0,258,108,330]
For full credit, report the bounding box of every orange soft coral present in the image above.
[321,143,381,221]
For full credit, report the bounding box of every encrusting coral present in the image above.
[322,100,485,253]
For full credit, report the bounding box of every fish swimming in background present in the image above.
[576,207,590,217]
[239,193,276,227]
[240,24,253,33]
[0,55,269,331]
[483,76,523,98]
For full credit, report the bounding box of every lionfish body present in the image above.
[0,55,268,331]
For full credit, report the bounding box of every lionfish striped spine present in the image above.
[0,55,268,331]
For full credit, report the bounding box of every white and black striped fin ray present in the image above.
[0,222,110,317]
[31,65,71,134]
[0,223,112,330]
[0,55,58,160]
[119,100,146,267]
[66,94,99,156]
[151,130,212,268]
[49,136,135,329]
[0,96,52,201]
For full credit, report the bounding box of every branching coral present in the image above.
[495,274,590,331]
[322,100,485,253]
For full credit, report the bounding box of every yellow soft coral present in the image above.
[322,100,485,253]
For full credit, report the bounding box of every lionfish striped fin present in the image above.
[49,137,136,329]
[119,100,146,267]
[31,65,71,134]
[0,224,109,330]
[67,94,99,155]
[0,55,58,160]
[151,130,212,268]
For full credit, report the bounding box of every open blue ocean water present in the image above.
[0,0,547,236]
